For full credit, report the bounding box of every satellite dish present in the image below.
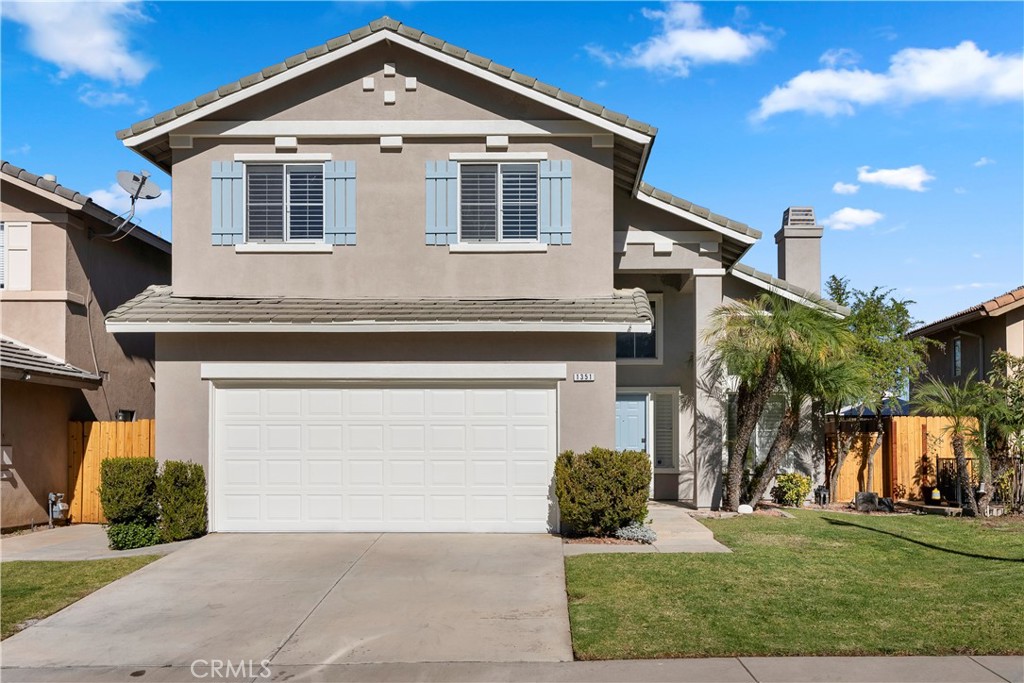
[116,170,162,200]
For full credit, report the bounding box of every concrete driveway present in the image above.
[1,533,572,669]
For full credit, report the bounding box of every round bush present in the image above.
[772,472,813,507]
[554,447,650,536]
[99,458,158,525]
[157,461,208,542]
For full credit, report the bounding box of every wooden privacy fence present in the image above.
[67,420,155,524]
[827,416,963,503]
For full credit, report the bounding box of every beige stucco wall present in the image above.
[169,42,613,299]
[1,177,171,420]
[154,332,617,470]
[0,380,87,529]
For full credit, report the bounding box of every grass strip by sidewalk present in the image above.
[566,510,1024,659]
[1,556,159,639]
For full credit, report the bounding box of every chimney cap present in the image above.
[782,206,816,228]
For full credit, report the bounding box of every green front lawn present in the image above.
[1,557,159,639]
[566,510,1024,659]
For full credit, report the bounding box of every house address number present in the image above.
[573,372,595,382]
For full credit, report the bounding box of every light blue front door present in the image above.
[616,394,647,452]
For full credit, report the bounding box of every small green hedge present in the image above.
[100,457,208,550]
[157,461,208,542]
[106,522,163,550]
[99,458,159,525]
[554,447,650,536]
[772,472,812,507]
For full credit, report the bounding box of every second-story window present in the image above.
[246,164,324,242]
[459,163,539,242]
[952,337,962,377]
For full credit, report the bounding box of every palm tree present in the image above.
[746,337,867,506]
[704,293,854,510]
[913,373,986,516]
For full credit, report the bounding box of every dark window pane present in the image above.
[616,300,657,359]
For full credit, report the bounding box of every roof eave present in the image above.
[105,320,652,334]
[1,366,102,390]
[909,309,986,338]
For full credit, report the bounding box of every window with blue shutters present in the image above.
[212,160,355,246]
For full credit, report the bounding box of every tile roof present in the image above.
[116,16,657,143]
[910,285,1024,336]
[1,161,171,253]
[106,285,653,328]
[639,182,762,241]
[0,337,102,386]
[731,263,850,316]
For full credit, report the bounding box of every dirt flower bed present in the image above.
[563,536,641,545]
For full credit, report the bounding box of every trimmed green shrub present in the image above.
[772,472,813,507]
[554,447,650,536]
[106,522,162,550]
[99,458,158,525]
[157,460,208,542]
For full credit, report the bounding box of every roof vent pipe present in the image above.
[42,174,57,183]
[775,206,823,295]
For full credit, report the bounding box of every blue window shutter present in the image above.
[425,161,458,245]
[211,161,244,246]
[324,160,356,246]
[539,160,572,245]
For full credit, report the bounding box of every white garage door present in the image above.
[213,385,557,532]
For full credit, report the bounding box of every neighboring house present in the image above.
[910,286,1024,384]
[106,17,844,531]
[0,162,171,530]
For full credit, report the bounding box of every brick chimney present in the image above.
[775,207,823,294]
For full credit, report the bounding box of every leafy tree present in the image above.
[978,352,1024,510]
[825,276,933,492]
[913,373,987,516]
[705,293,854,510]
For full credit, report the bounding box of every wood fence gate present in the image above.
[67,420,155,524]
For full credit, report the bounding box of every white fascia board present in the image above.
[121,31,652,147]
[180,119,601,139]
[106,321,652,334]
[730,268,843,318]
[636,192,757,246]
[201,362,568,381]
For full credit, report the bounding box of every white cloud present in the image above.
[820,48,860,68]
[832,181,860,195]
[973,156,996,167]
[89,181,171,218]
[857,164,934,192]
[754,41,1023,120]
[586,2,771,77]
[6,143,31,156]
[954,187,968,195]
[78,85,137,108]
[1,0,152,85]
[822,207,884,231]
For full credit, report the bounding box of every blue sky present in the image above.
[2,1,1021,323]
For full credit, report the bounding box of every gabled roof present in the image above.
[116,16,656,145]
[910,285,1024,337]
[106,285,653,334]
[730,263,850,317]
[1,161,171,254]
[0,337,101,389]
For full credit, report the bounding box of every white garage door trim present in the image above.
[206,364,565,534]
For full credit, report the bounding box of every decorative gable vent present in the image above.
[781,206,816,228]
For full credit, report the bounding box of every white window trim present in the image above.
[617,293,663,365]
[243,162,326,245]
[235,243,333,254]
[456,161,541,246]
[448,243,547,254]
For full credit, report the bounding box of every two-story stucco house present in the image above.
[910,286,1024,385]
[107,17,843,532]
[1,162,171,529]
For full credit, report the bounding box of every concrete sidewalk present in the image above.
[563,501,731,555]
[2,656,1020,682]
[0,524,192,561]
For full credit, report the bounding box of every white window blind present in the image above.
[246,164,324,242]
[459,162,538,242]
